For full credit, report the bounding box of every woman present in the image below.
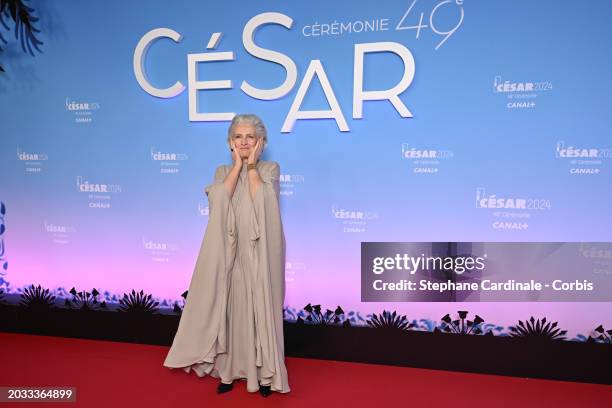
[163,114,290,397]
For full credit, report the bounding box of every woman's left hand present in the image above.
[248,138,263,164]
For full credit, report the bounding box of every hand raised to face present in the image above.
[230,140,243,167]
[247,137,264,165]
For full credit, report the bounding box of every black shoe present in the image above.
[259,384,272,398]
[217,381,233,394]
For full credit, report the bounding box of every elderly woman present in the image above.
[163,114,290,397]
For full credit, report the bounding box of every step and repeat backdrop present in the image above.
[1,0,611,337]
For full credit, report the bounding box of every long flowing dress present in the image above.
[163,159,290,394]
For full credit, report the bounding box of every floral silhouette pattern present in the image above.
[298,303,347,326]
[367,310,416,330]
[438,311,486,335]
[64,287,107,311]
[508,317,567,340]
[0,275,607,344]
[19,284,55,310]
[118,289,159,314]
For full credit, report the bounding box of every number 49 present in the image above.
[396,0,464,50]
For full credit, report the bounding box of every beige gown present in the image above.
[163,160,290,394]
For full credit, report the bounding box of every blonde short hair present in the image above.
[227,114,268,150]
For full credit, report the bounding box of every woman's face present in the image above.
[231,124,259,159]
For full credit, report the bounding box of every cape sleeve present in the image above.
[204,165,227,198]
[163,164,237,372]
[249,161,291,393]
[250,161,283,294]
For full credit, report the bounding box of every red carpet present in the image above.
[0,332,610,407]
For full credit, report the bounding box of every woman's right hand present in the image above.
[230,140,242,169]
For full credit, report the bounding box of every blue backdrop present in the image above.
[1,0,611,338]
